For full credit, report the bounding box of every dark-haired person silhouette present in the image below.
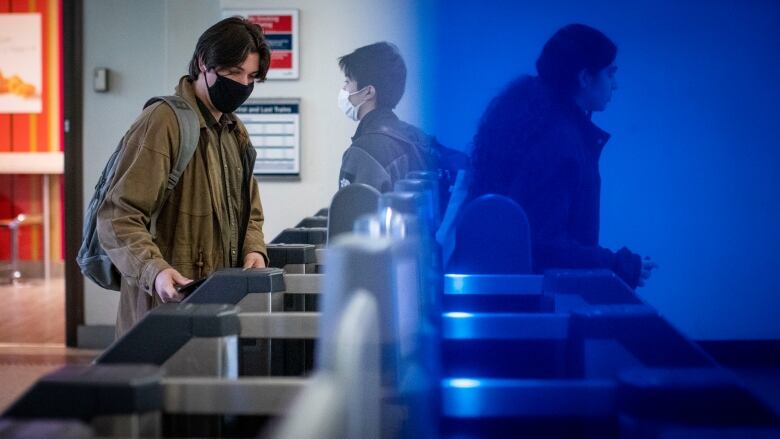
[470,24,657,289]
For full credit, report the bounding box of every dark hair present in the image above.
[536,24,617,97]
[338,42,407,109]
[188,16,271,82]
[469,76,554,198]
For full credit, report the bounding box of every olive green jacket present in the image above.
[97,77,267,336]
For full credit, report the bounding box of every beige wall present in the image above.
[82,0,420,325]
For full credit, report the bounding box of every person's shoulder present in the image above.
[142,98,179,121]
[394,118,429,143]
[123,99,179,156]
[350,130,404,165]
[131,99,178,134]
[497,75,548,108]
[341,144,385,172]
[478,76,554,136]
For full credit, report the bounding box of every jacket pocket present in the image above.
[176,186,212,217]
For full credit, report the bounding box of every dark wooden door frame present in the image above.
[63,0,84,347]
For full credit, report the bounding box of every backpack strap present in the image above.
[362,125,430,170]
[144,95,200,238]
[362,125,414,147]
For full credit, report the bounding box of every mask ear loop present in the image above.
[199,60,215,88]
[349,86,368,96]
[350,86,369,108]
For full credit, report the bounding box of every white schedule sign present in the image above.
[235,99,300,176]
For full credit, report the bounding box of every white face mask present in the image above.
[338,87,367,122]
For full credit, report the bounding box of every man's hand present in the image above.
[638,257,658,287]
[154,268,192,303]
[243,252,267,269]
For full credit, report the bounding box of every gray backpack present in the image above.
[77,96,200,291]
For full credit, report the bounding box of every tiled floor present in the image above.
[0,277,65,344]
[0,278,97,412]
[0,344,99,411]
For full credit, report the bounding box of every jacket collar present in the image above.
[543,80,611,156]
[559,97,611,157]
[352,107,399,141]
[581,113,610,156]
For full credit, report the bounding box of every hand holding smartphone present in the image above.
[175,277,206,298]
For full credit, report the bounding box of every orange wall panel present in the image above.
[10,0,27,12]
[0,0,62,263]
[11,116,29,152]
[0,116,10,151]
[0,0,10,152]
[0,175,10,260]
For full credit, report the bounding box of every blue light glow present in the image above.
[446,378,482,388]
[445,274,466,294]
[444,312,473,318]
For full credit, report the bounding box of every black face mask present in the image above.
[206,71,254,114]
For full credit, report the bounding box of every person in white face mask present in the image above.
[336,42,434,193]
[337,86,369,122]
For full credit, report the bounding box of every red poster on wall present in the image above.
[223,9,299,80]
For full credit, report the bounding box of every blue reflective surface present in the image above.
[444,273,544,295]
[418,0,780,340]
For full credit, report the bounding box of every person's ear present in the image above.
[577,69,591,89]
[364,85,377,102]
[198,57,208,75]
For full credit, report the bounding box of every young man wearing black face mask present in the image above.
[97,17,271,337]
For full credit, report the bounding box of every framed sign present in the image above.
[235,98,300,176]
[223,8,299,80]
[0,13,43,113]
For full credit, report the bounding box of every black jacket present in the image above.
[470,76,642,288]
[339,108,428,193]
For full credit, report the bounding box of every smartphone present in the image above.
[176,277,207,298]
